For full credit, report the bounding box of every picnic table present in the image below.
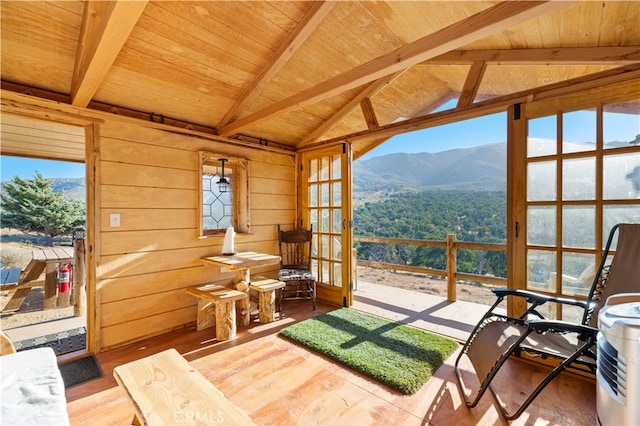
[1,247,74,312]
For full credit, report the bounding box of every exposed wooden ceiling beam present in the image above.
[0,81,294,153]
[311,64,640,149]
[427,46,640,65]
[457,61,487,108]
[298,72,402,147]
[360,98,379,130]
[217,1,573,137]
[216,1,335,129]
[71,1,147,107]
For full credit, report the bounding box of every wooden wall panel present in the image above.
[251,209,296,227]
[100,229,209,255]
[246,224,280,243]
[99,209,197,232]
[100,137,195,170]
[101,306,195,349]
[252,178,295,195]
[100,266,228,304]
[101,186,197,209]
[0,114,86,161]
[101,288,196,327]
[100,246,218,279]
[101,162,197,189]
[251,160,296,179]
[233,240,280,258]
[252,193,296,209]
[95,121,296,349]
[0,92,298,350]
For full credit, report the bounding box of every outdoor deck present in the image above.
[63,280,596,425]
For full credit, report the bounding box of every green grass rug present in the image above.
[279,308,458,394]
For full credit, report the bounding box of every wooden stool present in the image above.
[186,285,249,341]
[114,348,254,425]
[250,276,285,323]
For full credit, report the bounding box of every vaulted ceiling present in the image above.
[2,1,639,159]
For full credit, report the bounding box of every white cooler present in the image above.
[597,293,640,426]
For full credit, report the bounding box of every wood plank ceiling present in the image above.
[1,1,639,160]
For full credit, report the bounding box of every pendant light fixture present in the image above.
[217,158,230,192]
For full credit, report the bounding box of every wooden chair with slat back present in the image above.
[278,224,316,310]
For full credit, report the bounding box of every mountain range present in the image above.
[353,142,506,193]
[24,138,636,199]
[50,178,85,200]
[0,177,85,201]
[2,144,507,202]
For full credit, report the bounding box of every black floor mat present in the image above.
[58,355,104,388]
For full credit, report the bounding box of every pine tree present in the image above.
[1,172,85,246]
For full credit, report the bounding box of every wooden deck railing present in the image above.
[354,234,507,301]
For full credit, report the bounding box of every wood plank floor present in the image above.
[65,286,597,426]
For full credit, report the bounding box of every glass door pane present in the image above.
[523,103,640,320]
[301,145,352,307]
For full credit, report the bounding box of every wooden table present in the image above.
[2,247,74,311]
[200,252,284,323]
[186,284,249,340]
[113,348,254,425]
[200,252,282,285]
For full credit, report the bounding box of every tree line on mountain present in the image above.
[354,190,507,278]
[1,173,507,277]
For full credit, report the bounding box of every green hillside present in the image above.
[354,190,507,277]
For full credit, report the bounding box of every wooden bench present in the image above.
[113,348,254,425]
[1,267,40,312]
[1,268,21,287]
[249,276,285,323]
[185,285,249,341]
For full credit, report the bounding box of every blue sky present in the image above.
[360,102,639,160]
[1,102,637,180]
[2,114,506,179]
[359,110,507,160]
[1,157,85,181]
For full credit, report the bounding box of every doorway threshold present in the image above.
[4,315,86,343]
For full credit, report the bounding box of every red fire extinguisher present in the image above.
[58,265,71,293]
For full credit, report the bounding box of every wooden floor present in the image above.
[65,282,597,426]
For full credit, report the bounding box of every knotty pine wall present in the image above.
[96,121,296,350]
[0,91,297,352]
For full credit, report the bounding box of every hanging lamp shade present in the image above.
[217,158,230,192]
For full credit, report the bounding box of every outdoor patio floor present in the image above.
[353,280,495,342]
[63,280,596,425]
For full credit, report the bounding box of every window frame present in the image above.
[198,152,250,237]
[510,90,640,320]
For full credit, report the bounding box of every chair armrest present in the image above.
[525,319,599,338]
[491,288,592,310]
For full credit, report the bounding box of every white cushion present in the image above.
[279,269,315,281]
[1,347,70,426]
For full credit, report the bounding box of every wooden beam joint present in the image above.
[360,98,379,130]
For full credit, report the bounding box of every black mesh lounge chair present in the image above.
[278,224,316,310]
[454,223,640,420]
